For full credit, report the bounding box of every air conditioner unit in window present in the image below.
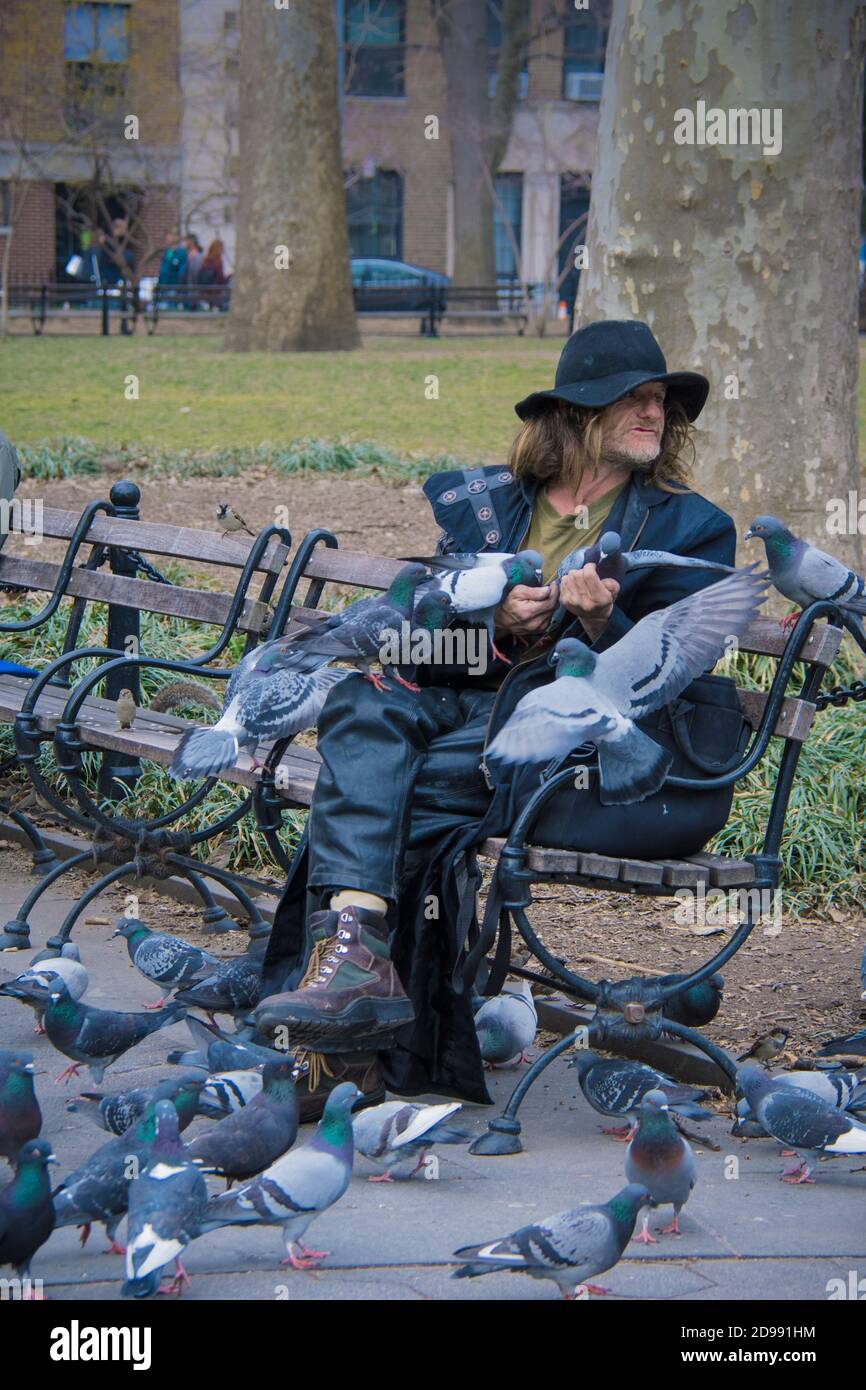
[565,71,604,102]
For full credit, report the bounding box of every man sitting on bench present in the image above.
[255,320,748,1107]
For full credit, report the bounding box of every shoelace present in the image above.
[309,928,352,985]
[296,933,338,990]
[292,1049,336,1092]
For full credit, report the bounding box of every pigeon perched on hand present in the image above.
[746,516,866,635]
[112,917,221,1007]
[569,1051,711,1140]
[39,984,186,1085]
[0,1051,41,1165]
[0,1139,56,1289]
[737,1065,866,1183]
[453,1183,650,1299]
[737,1028,789,1063]
[185,1061,298,1186]
[556,531,736,587]
[66,1073,206,1137]
[122,1100,208,1298]
[487,567,768,804]
[200,1081,361,1268]
[0,942,88,1032]
[216,503,255,539]
[625,1089,697,1241]
[410,550,543,664]
[473,981,537,1067]
[352,1101,473,1181]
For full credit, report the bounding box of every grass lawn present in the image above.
[0,331,565,462]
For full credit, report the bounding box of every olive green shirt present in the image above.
[520,481,627,583]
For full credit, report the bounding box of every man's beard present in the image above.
[600,441,661,473]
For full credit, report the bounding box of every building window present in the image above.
[558,175,591,311]
[345,169,403,259]
[344,0,405,99]
[493,173,522,282]
[563,12,607,102]
[487,6,528,101]
[64,3,129,130]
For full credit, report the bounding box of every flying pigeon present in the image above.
[196,1069,265,1119]
[200,1081,361,1268]
[409,550,543,664]
[111,917,221,1006]
[174,953,262,1021]
[737,1065,866,1183]
[66,1073,207,1137]
[352,1101,474,1181]
[625,1089,697,1241]
[487,567,768,804]
[0,942,88,1032]
[0,1052,41,1166]
[53,1102,165,1254]
[122,1100,208,1298]
[0,1139,56,1289]
[452,1182,650,1299]
[817,1027,866,1061]
[185,1061,298,1187]
[569,1051,711,1140]
[473,981,537,1067]
[737,1028,789,1063]
[167,1013,288,1072]
[39,984,186,1085]
[746,516,866,634]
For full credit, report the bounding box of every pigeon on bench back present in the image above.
[487,567,768,805]
[746,516,866,636]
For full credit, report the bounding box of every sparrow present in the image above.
[216,504,256,539]
[737,1027,790,1063]
[115,689,136,730]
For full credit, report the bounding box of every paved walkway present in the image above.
[1,855,863,1302]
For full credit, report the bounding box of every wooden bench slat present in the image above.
[301,548,406,589]
[738,688,815,742]
[661,859,706,888]
[737,617,843,664]
[684,851,756,886]
[618,857,665,886]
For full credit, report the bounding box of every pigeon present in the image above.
[473,981,538,1067]
[0,1052,41,1165]
[352,1101,474,1181]
[569,1052,712,1140]
[817,1028,866,1061]
[122,1100,208,1298]
[0,1139,56,1289]
[659,972,724,1028]
[167,1013,288,1072]
[116,688,136,730]
[737,1065,866,1183]
[174,953,262,1020]
[199,1081,361,1268]
[185,1061,298,1186]
[216,503,255,538]
[410,550,543,664]
[452,1183,650,1299]
[111,917,221,1006]
[0,942,89,1032]
[746,516,866,635]
[860,941,866,1002]
[733,1067,866,1140]
[196,1069,265,1119]
[625,1089,697,1241]
[737,1028,789,1063]
[487,567,769,805]
[39,984,186,1085]
[386,589,457,689]
[22,943,87,996]
[66,1073,207,1137]
[170,641,355,780]
[555,531,737,587]
[53,1102,165,1253]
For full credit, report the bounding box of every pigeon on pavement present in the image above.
[111,917,220,1006]
[52,1102,164,1254]
[199,1081,361,1268]
[185,1061,298,1186]
[737,1028,789,1063]
[473,981,537,1067]
[746,516,866,635]
[352,1100,473,1181]
[66,1073,207,1136]
[737,1065,866,1183]
[0,942,89,1032]
[569,1051,711,1140]
[39,985,186,1085]
[122,1100,208,1298]
[167,1013,288,1072]
[0,1051,41,1165]
[625,1089,697,1241]
[487,567,768,804]
[0,1139,56,1288]
[195,1069,265,1119]
[174,953,262,1020]
[452,1182,650,1299]
[817,1027,866,1061]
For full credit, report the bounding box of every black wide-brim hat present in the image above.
[514,319,709,423]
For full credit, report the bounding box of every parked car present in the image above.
[351,258,448,312]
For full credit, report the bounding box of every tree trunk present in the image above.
[578,0,865,571]
[436,0,495,286]
[225,0,358,352]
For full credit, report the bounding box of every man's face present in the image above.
[600,381,667,470]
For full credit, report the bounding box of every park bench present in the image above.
[6,282,140,336]
[437,283,529,335]
[0,480,291,951]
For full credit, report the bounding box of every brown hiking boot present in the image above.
[254,904,414,1045]
[291,1049,385,1124]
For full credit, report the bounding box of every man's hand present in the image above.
[494,582,559,645]
[559,563,620,642]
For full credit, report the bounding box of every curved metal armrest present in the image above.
[0,499,114,633]
[269,528,339,639]
[181,523,292,664]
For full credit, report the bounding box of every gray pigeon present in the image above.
[569,1051,711,1139]
[737,1065,866,1183]
[0,1139,56,1286]
[746,516,866,634]
[556,531,736,586]
[453,1182,650,1299]
[196,1069,264,1119]
[0,942,88,1032]
[53,1102,165,1254]
[174,953,262,1020]
[625,1089,697,1241]
[817,1027,866,1060]
[0,1052,41,1165]
[412,549,543,664]
[200,1081,361,1268]
[473,981,537,1067]
[185,1061,298,1186]
[487,567,768,804]
[352,1101,473,1181]
[66,1073,207,1136]
[167,1014,287,1072]
[111,917,220,1005]
[122,1100,208,1298]
[39,985,186,1085]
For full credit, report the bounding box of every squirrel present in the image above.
[148,679,222,715]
